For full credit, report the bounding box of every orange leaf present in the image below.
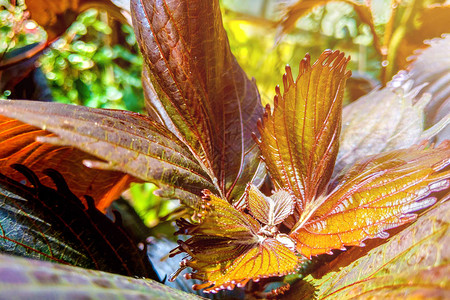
[0,115,132,211]
[169,190,300,293]
[289,142,450,258]
[284,200,450,299]
[257,50,351,207]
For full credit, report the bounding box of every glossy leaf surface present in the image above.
[285,199,450,299]
[0,253,201,300]
[290,143,450,258]
[402,35,450,142]
[132,0,264,202]
[169,190,300,293]
[0,166,155,278]
[0,115,131,211]
[0,100,217,207]
[257,50,350,206]
[393,4,450,78]
[336,82,431,175]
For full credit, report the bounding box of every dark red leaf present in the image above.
[0,166,155,278]
[132,0,265,203]
[0,115,131,211]
[0,101,217,208]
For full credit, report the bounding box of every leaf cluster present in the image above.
[0,0,449,299]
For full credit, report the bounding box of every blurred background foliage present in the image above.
[222,0,382,104]
[38,10,144,111]
[0,0,448,230]
[0,0,43,54]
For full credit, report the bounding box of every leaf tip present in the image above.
[265,103,272,114]
[275,84,281,96]
[251,131,260,144]
[284,65,294,87]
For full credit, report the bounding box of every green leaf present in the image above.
[132,0,265,203]
[0,100,216,207]
[285,199,450,299]
[0,166,155,278]
[0,253,202,300]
